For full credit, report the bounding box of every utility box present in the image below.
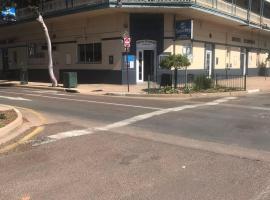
[20,69,28,85]
[63,72,77,88]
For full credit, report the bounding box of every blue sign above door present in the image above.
[175,20,193,40]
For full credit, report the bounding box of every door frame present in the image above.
[204,43,214,77]
[205,50,213,77]
[240,48,247,76]
[136,40,157,83]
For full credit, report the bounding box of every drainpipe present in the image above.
[260,0,265,28]
[173,14,176,55]
[173,14,176,88]
[247,0,252,25]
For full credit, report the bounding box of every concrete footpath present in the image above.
[0,104,23,145]
[0,104,45,154]
[1,76,270,97]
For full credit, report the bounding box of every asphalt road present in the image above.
[1,86,270,200]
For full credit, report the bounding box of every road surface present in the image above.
[0,86,270,200]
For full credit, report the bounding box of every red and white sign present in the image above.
[123,37,131,48]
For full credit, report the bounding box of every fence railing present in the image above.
[156,73,246,91]
[215,74,246,90]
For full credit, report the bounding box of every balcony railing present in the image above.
[16,0,109,20]
[15,0,270,30]
[119,0,270,29]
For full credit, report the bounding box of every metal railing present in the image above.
[156,72,246,91]
[215,74,246,90]
[15,0,270,29]
[17,0,109,20]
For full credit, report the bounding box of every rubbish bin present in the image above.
[20,69,28,85]
[63,72,77,88]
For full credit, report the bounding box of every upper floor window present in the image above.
[232,37,241,43]
[78,43,102,63]
[244,39,255,45]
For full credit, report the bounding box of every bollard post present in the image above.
[244,75,247,91]
[148,75,150,94]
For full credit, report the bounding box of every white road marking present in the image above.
[220,104,270,111]
[248,89,260,93]
[48,129,94,140]
[35,97,237,145]
[0,90,162,110]
[0,95,32,101]
[21,89,70,96]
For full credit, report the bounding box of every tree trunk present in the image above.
[36,14,58,87]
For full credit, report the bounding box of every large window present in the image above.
[78,43,102,63]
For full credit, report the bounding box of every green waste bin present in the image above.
[20,69,28,85]
[63,72,77,88]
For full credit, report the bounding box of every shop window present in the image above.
[28,43,45,58]
[78,43,102,63]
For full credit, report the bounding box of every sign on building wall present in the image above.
[175,20,193,40]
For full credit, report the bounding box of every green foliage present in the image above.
[160,54,191,89]
[159,86,179,94]
[193,75,213,91]
[0,113,6,120]
[258,62,267,76]
[160,54,191,70]
[183,87,191,94]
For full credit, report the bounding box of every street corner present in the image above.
[0,104,23,143]
[0,106,46,155]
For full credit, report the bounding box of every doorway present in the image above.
[136,40,156,83]
[143,50,155,81]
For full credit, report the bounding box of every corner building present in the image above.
[0,0,269,84]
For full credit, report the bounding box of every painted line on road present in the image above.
[49,128,94,140]
[20,89,70,96]
[0,90,162,110]
[42,97,237,144]
[0,95,32,101]
[248,89,260,94]
[219,103,270,112]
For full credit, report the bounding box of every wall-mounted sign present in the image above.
[124,55,135,69]
[136,40,157,50]
[175,20,193,40]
